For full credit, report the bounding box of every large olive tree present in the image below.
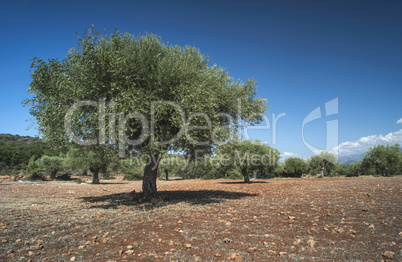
[25,27,267,199]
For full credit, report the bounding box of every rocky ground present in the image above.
[0,176,401,261]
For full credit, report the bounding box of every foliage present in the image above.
[123,168,144,181]
[85,146,116,175]
[196,156,221,179]
[121,158,144,181]
[272,163,285,178]
[181,157,220,180]
[64,147,89,173]
[158,155,186,180]
[106,154,121,176]
[347,161,362,177]
[308,151,337,177]
[26,156,44,180]
[283,157,307,177]
[0,133,56,173]
[40,155,64,179]
[25,27,267,198]
[336,161,362,177]
[361,144,401,176]
[217,139,280,182]
[335,164,348,177]
[226,169,243,180]
[63,145,118,183]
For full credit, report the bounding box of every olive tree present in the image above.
[64,146,89,175]
[158,155,186,180]
[361,144,401,176]
[348,161,362,177]
[64,145,116,183]
[308,151,337,177]
[25,27,267,199]
[217,139,279,183]
[283,157,307,177]
[40,155,64,179]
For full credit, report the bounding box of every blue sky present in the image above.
[0,0,401,160]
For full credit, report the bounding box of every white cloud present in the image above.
[283,152,298,158]
[333,128,402,156]
[280,152,305,162]
[397,118,402,124]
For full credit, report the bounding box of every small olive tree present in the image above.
[40,155,64,179]
[64,145,115,183]
[158,155,186,180]
[217,139,280,183]
[308,151,337,177]
[283,157,307,177]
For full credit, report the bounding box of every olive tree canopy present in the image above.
[362,144,401,176]
[283,157,307,178]
[308,151,337,177]
[25,27,267,199]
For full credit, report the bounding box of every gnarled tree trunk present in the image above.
[143,154,160,200]
[92,171,100,184]
[242,168,250,183]
[165,169,169,181]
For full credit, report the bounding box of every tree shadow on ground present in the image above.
[218,181,268,184]
[80,190,257,210]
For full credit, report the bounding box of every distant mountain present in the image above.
[338,152,365,165]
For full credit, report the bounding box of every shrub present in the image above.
[26,156,43,181]
[40,155,64,179]
[272,164,285,177]
[226,169,243,180]
[124,168,143,181]
[193,158,220,179]
[102,172,114,180]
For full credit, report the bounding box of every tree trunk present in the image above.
[143,154,160,200]
[50,170,57,180]
[92,171,100,184]
[242,168,250,183]
[321,164,325,178]
[165,169,169,181]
